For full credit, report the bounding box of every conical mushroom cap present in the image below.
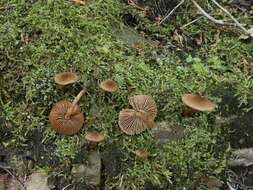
[129,95,157,120]
[49,100,84,135]
[118,109,151,135]
[85,132,105,142]
[182,94,216,112]
[133,149,149,159]
[54,72,80,86]
[99,79,118,92]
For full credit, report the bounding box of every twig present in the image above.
[211,0,250,35]
[119,175,124,188]
[62,184,72,190]
[159,0,185,25]
[180,16,204,29]
[191,0,225,25]
[128,0,146,11]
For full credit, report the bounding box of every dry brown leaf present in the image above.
[172,30,184,47]
[132,41,145,52]
[72,0,85,6]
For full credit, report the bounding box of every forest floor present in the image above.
[0,0,253,189]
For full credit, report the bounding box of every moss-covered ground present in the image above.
[0,0,253,189]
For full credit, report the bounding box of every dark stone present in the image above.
[212,85,240,116]
[0,117,12,142]
[122,13,138,27]
[73,146,89,164]
[144,181,163,190]
[102,144,124,177]
[229,111,253,149]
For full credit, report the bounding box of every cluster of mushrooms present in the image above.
[49,72,217,159]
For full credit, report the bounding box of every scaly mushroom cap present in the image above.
[49,100,84,135]
[99,79,118,92]
[129,95,157,120]
[54,72,80,86]
[182,94,216,112]
[118,109,153,135]
[85,132,105,142]
[133,149,149,159]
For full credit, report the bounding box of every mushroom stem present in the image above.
[64,80,93,119]
[136,110,155,128]
[136,110,149,120]
[88,142,97,150]
[65,89,85,119]
[182,107,197,117]
[56,84,64,89]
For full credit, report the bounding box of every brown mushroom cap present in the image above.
[182,94,216,112]
[54,72,80,86]
[129,95,157,120]
[133,149,149,159]
[85,132,105,143]
[118,109,152,135]
[99,79,118,92]
[49,100,84,135]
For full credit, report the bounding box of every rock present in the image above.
[229,147,253,167]
[71,164,86,182]
[26,173,50,190]
[71,151,101,186]
[201,176,223,189]
[151,122,184,144]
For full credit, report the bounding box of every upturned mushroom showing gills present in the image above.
[129,95,157,120]
[133,149,149,159]
[54,72,80,88]
[181,94,216,116]
[99,79,118,93]
[49,88,86,135]
[118,109,155,135]
[118,95,157,135]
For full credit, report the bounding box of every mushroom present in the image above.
[99,79,118,93]
[49,100,84,135]
[129,95,157,120]
[132,149,149,159]
[85,132,105,149]
[181,94,216,116]
[54,72,80,88]
[49,80,92,135]
[118,109,155,135]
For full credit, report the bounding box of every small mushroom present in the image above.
[99,79,118,93]
[181,94,216,116]
[129,95,157,120]
[85,132,105,149]
[54,72,80,88]
[118,109,155,135]
[132,149,149,159]
[49,86,87,135]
